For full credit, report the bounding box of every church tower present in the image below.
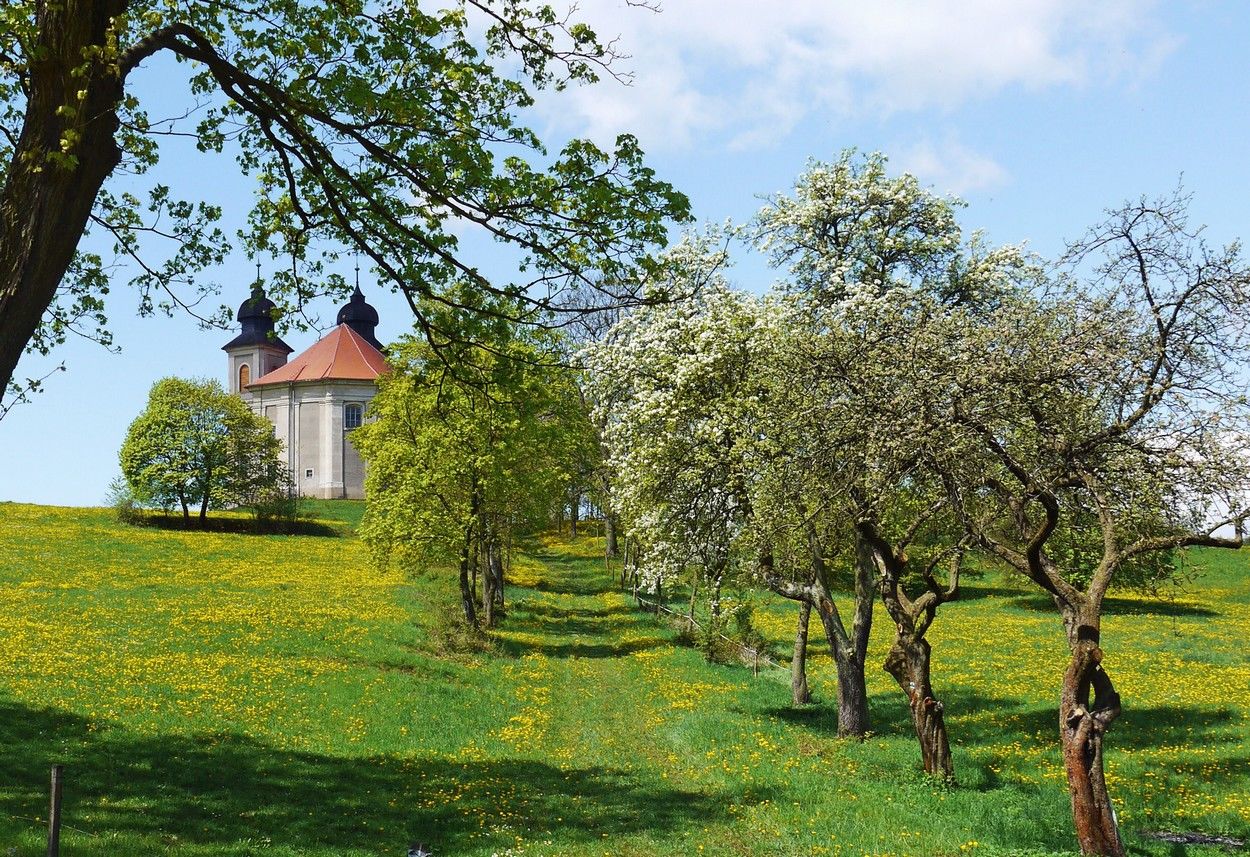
[336,285,383,350]
[222,283,293,395]
[226,282,388,500]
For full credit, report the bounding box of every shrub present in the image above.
[427,601,495,658]
[106,476,144,526]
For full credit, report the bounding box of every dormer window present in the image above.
[344,402,363,430]
[238,363,251,389]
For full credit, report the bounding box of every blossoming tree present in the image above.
[939,191,1250,855]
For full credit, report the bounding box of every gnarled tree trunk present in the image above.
[883,635,952,778]
[1060,620,1123,857]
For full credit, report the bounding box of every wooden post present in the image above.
[47,764,63,857]
[753,649,760,677]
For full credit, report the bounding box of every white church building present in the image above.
[222,284,387,499]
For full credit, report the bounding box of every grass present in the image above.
[0,502,1246,856]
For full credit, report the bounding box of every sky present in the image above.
[3,0,1250,506]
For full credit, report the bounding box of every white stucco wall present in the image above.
[242,380,377,499]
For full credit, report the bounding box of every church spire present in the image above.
[336,275,382,350]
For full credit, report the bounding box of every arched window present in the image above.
[238,363,251,389]
[344,402,363,430]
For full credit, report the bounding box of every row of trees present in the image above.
[583,152,1250,857]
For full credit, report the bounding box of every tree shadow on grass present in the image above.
[518,602,635,620]
[0,699,751,855]
[496,601,673,660]
[134,513,342,538]
[494,636,671,659]
[1005,593,1219,618]
[754,693,917,740]
[955,584,1219,618]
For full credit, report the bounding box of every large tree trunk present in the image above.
[0,0,127,399]
[1060,625,1123,857]
[884,635,952,778]
[791,600,812,706]
[832,641,870,736]
[605,513,619,558]
[809,594,871,737]
[765,526,876,737]
[825,532,877,737]
[569,492,580,537]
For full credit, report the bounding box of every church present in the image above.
[222,283,387,499]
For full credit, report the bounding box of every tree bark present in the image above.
[458,533,478,627]
[489,536,505,615]
[605,513,619,558]
[0,0,128,400]
[687,571,700,624]
[199,467,211,524]
[569,491,580,537]
[833,651,870,735]
[1060,621,1124,857]
[791,600,812,706]
[883,635,952,778]
[763,528,875,737]
[481,548,497,628]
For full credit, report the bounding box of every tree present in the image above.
[940,191,1250,855]
[751,150,1031,746]
[119,376,287,523]
[582,239,768,613]
[0,0,689,410]
[354,322,588,628]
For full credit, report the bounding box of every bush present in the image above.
[248,480,298,532]
[106,476,144,526]
[697,601,775,666]
[427,601,495,658]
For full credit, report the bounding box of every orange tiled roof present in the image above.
[249,324,388,386]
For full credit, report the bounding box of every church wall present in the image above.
[343,433,366,498]
[246,380,377,500]
[298,401,322,494]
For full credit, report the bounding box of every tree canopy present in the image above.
[0,0,690,411]
[354,322,591,626]
[119,375,288,523]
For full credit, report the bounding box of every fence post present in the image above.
[753,649,760,677]
[47,764,63,857]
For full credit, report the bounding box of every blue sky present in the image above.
[3,0,1249,506]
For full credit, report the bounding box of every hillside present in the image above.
[0,502,1246,856]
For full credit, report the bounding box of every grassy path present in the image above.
[0,504,1247,856]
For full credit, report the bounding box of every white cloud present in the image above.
[895,136,1010,195]
[540,0,1175,152]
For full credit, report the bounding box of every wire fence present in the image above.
[628,588,789,677]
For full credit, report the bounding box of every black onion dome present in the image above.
[237,283,277,323]
[222,284,293,353]
[336,285,383,350]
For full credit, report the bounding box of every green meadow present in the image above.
[0,501,1246,856]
